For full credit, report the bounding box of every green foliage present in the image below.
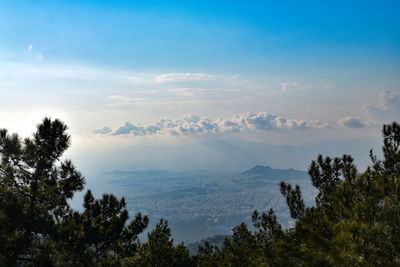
[0,118,85,265]
[55,190,149,266]
[125,219,194,267]
[196,210,283,266]
[0,118,153,266]
[280,182,305,219]
[199,121,400,266]
[2,118,400,266]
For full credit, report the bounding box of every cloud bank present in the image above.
[93,112,329,137]
[92,126,113,134]
[155,73,214,83]
[280,81,311,93]
[337,116,366,128]
[107,95,147,106]
[362,90,400,121]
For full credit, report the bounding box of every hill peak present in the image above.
[241,165,271,175]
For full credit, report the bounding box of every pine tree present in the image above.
[55,190,149,266]
[0,118,85,265]
[199,121,400,266]
[0,118,150,266]
[126,219,194,267]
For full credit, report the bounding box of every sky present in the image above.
[0,0,399,174]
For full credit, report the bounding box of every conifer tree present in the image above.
[0,118,85,265]
[199,121,400,266]
[0,118,151,266]
[55,190,149,266]
[126,219,193,267]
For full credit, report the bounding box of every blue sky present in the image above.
[0,1,399,172]
[1,0,399,72]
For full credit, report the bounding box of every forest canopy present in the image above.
[0,118,399,266]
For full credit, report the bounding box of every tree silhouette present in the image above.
[199,121,400,266]
[2,118,400,266]
[0,118,85,265]
[124,219,193,266]
[0,118,151,266]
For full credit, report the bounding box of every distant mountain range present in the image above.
[240,165,308,180]
[76,137,380,179]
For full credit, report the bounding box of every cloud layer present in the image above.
[337,116,366,128]
[92,126,112,134]
[362,90,400,121]
[155,73,214,83]
[93,112,328,137]
[280,81,311,93]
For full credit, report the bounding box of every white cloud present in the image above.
[337,116,366,128]
[93,112,329,137]
[362,90,400,122]
[107,95,147,106]
[155,73,214,83]
[364,90,400,112]
[112,122,161,136]
[168,88,240,97]
[376,90,400,111]
[241,112,327,130]
[28,44,32,52]
[92,126,112,134]
[280,81,311,93]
